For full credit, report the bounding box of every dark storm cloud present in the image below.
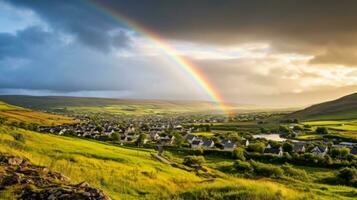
[6,0,131,52]
[0,26,51,59]
[99,0,357,66]
[7,0,357,65]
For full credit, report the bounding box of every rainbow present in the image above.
[87,1,229,115]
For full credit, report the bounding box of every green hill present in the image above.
[0,126,314,200]
[289,93,357,120]
[0,101,75,125]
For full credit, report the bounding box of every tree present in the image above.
[232,147,246,160]
[112,132,120,142]
[135,133,147,146]
[293,125,303,131]
[337,167,357,186]
[183,156,205,167]
[330,148,350,159]
[282,143,294,154]
[173,132,185,147]
[315,127,329,135]
[247,142,265,153]
[279,125,290,134]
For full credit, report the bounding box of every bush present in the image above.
[183,156,205,167]
[13,133,25,143]
[250,160,284,178]
[337,167,357,187]
[233,160,253,173]
[232,147,246,160]
[330,148,350,159]
[281,164,308,180]
[315,127,329,134]
[247,143,265,153]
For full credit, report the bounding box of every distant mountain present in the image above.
[289,93,357,120]
[0,95,230,115]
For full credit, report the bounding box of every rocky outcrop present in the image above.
[0,155,111,200]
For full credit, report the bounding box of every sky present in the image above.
[0,0,357,107]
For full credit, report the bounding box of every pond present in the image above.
[253,134,286,142]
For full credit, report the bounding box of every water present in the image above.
[253,134,286,142]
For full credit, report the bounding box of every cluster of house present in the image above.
[185,134,249,151]
[262,141,357,157]
[39,123,123,139]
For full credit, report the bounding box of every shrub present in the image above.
[232,147,246,160]
[330,148,350,159]
[315,127,328,134]
[282,143,293,154]
[247,143,265,153]
[233,160,253,173]
[337,167,357,187]
[250,160,284,178]
[281,164,308,180]
[13,133,25,143]
[183,156,205,167]
[111,132,120,142]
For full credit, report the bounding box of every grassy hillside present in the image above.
[0,125,342,200]
[0,101,75,125]
[289,93,357,120]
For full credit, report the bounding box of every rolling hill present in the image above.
[0,101,75,125]
[289,92,357,120]
[0,95,262,115]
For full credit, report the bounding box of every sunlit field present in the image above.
[0,125,345,200]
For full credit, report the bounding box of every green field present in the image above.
[0,125,350,199]
[302,120,357,139]
[0,101,75,125]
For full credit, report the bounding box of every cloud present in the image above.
[0,26,52,59]
[6,0,132,52]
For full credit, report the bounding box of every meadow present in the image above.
[0,125,348,200]
[0,101,75,125]
[302,120,357,139]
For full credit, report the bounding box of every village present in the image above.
[38,112,357,160]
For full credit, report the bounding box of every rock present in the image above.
[77,181,90,188]
[0,154,112,200]
[82,191,91,197]
[7,157,24,166]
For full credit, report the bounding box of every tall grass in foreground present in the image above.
[0,125,347,200]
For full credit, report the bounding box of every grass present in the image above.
[0,125,340,200]
[0,101,75,126]
[302,120,357,139]
[192,132,215,138]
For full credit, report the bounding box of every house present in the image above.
[160,135,175,144]
[223,142,236,151]
[264,147,283,157]
[311,146,328,157]
[191,140,203,148]
[120,134,127,141]
[339,142,356,148]
[149,132,160,141]
[186,134,196,143]
[294,144,306,153]
[242,138,249,147]
[126,134,139,141]
[202,139,215,148]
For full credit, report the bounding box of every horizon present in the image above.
[1,0,357,108]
